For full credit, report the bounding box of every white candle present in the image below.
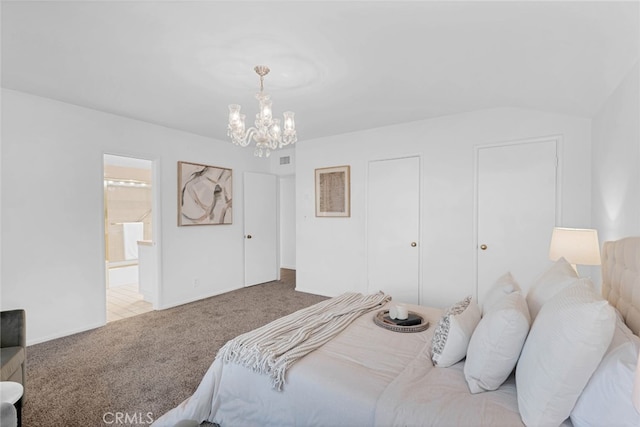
[396,304,409,320]
[389,305,398,319]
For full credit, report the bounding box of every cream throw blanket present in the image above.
[216,291,391,390]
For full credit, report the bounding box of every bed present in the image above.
[154,237,640,427]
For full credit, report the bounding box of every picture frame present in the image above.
[178,161,232,226]
[315,165,350,217]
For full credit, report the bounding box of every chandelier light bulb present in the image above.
[283,111,295,132]
[227,65,297,157]
[271,118,281,140]
[261,100,273,122]
[228,104,241,125]
[237,114,246,134]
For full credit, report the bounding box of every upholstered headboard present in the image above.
[601,237,640,335]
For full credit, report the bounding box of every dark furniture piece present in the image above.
[1,310,26,399]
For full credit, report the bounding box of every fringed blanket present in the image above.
[216,291,391,390]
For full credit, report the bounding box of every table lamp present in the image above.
[548,227,601,273]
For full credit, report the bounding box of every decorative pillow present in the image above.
[571,315,640,427]
[516,284,616,427]
[525,257,580,321]
[482,272,521,316]
[431,296,481,368]
[464,291,530,393]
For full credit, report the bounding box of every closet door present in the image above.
[476,138,558,302]
[244,172,278,286]
[367,156,421,304]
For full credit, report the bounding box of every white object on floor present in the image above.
[0,381,23,404]
[0,402,17,427]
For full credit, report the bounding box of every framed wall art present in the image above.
[315,165,350,217]
[178,161,232,226]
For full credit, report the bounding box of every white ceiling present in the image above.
[2,1,639,143]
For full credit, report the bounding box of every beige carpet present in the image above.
[24,271,326,426]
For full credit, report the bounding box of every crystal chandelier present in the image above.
[227,65,297,157]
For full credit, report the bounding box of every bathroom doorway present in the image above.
[103,154,154,322]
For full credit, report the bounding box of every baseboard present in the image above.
[294,286,333,298]
[157,285,243,310]
[27,320,105,346]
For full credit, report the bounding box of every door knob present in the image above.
[246,235,252,239]
[411,242,417,247]
[480,244,487,250]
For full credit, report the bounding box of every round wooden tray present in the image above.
[373,310,430,333]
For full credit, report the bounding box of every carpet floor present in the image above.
[24,271,326,426]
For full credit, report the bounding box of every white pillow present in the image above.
[525,257,579,321]
[482,272,521,316]
[516,283,616,427]
[464,291,530,393]
[431,296,481,368]
[571,315,640,427]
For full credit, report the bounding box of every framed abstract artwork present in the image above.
[178,161,232,226]
[315,165,350,217]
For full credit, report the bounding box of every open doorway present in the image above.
[103,154,154,322]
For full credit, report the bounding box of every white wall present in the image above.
[269,147,297,270]
[590,61,640,288]
[7,80,632,342]
[269,147,295,176]
[295,107,592,308]
[592,61,640,247]
[0,89,267,344]
[279,175,296,269]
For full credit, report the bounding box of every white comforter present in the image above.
[153,303,526,427]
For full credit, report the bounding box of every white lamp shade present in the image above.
[549,227,601,266]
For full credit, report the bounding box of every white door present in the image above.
[244,172,278,287]
[476,139,558,302]
[367,156,421,304]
